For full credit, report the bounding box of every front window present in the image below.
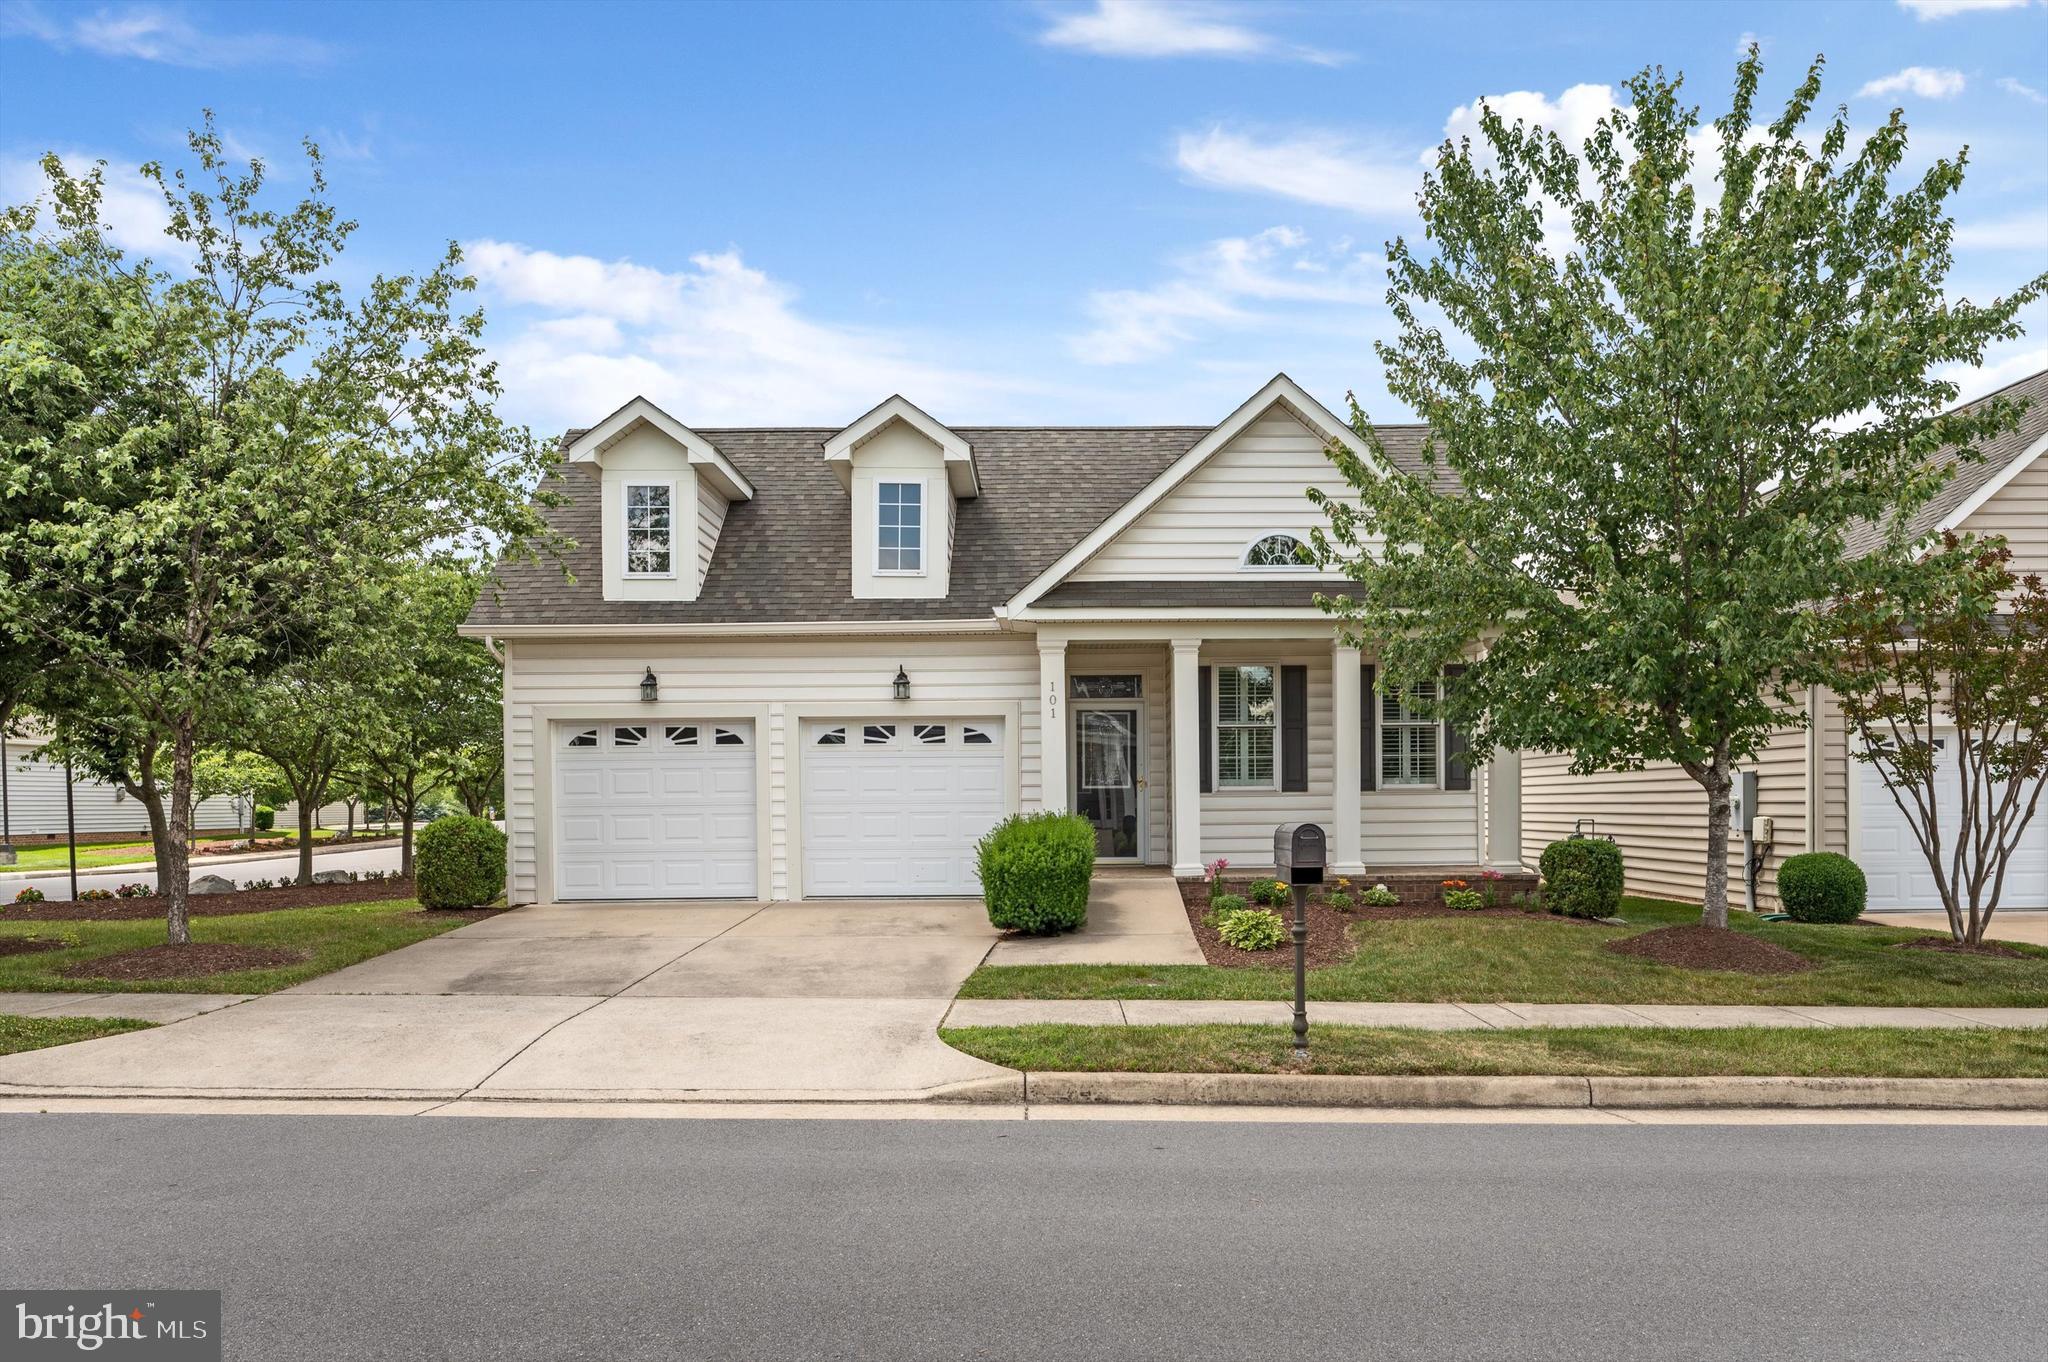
[1215,664,1277,788]
[877,481,923,573]
[1381,682,1439,786]
[624,483,674,576]
[1242,533,1313,569]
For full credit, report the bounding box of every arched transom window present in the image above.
[1241,532,1313,569]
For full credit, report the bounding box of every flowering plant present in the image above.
[13,885,45,905]
[1360,883,1400,907]
[1203,857,1230,905]
[1441,878,1482,910]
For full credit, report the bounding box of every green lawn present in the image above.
[4,827,365,874]
[958,898,2048,1007]
[941,1022,2048,1079]
[0,1014,157,1055]
[0,898,473,993]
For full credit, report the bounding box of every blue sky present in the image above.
[3,0,2045,434]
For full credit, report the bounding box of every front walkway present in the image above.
[943,1000,2048,1029]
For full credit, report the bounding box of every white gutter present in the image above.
[457,618,1009,639]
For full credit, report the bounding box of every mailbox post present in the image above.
[1273,822,1326,1058]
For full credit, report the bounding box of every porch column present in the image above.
[1331,641,1364,873]
[1170,638,1204,876]
[1484,747,1523,867]
[1037,637,1068,812]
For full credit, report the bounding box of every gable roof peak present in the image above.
[561,395,755,501]
[823,393,980,498]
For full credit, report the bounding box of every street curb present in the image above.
[943,1072,2048,1110]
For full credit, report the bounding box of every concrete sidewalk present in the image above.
[0,992,251,1022]
[942,999,2048,1029]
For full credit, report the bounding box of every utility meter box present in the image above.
[1273,823,1327,886]
[1731,771,1759,837]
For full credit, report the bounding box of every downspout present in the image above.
[1805,684,1823,856]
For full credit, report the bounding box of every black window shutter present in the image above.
[1361,664,1377,791]
[1198,665,1213,794]
[1442,664,1472,791]
[1280,665,1308,792]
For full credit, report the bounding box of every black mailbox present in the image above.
[1273,822,1326,886]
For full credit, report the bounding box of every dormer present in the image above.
[566,396,754,603]
[824,395,979,600]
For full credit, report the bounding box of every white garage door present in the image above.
[801,719,1006,897]
[553,721,757,900]
[1855,735,2047,912]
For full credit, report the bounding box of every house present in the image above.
[1520,367,2048,914]
[462,375,1522,904]
[0,731,242,847]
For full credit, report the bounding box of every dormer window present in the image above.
[1242,532,1313,570]
[624,482,675,577]
[877,480,924,574]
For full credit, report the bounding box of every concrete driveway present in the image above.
[0,898,1018,1102]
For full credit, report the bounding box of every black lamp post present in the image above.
[640,667,659,703]
[892,666,910,701]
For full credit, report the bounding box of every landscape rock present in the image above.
[312,870,354,885]
[190,874,238,895]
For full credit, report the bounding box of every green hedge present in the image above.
[977,812,1095,934]
[415,815,507,909]
[254,804,275,832]
[1538,837,1625,920]
[1778,852,1867,924]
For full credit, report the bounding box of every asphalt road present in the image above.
[1,1114,2042,1361]
[2,842,406,900]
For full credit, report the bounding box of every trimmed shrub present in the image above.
[978,812,1095,934]
[1538,837,1625,920]
[254,804,275,832]
[1216,906,1286,951]
[1248,878,1288,907]
[415,815,508,910]
[1778,852,1867,924]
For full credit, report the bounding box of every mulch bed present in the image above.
[1605,924,1815,975]
[1176,878,1591,970]
[3,878,425,922]
[61,943,308,981]
[1893,936,2034,961]
[0,936,73,957]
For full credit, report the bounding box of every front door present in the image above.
[1075,706,1142,859]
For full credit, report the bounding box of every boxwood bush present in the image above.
[977,811,1095,934]
[254,804,275,832]
[1538,837,1625,920]
[415,814,507,909]
[1777,852,1866,924]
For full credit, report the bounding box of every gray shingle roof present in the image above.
[465,409,1474,630]
[470,427,1209,627]
[1033,578,1352,609]
[1841,367,2048,559]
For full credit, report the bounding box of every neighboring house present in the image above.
[0,732,242,843]
[1520,367,2048,913]
[464,375,1522,904]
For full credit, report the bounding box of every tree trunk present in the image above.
[297,798,317,886]
[164,721,197,946]
[1700,766,1734,930]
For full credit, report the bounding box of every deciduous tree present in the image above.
[1313,52,2044,927]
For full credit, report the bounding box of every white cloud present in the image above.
[1997,76,2048,103]
[1897,0,2033,18]
[1857,66,1968,100]
[465,239,1019,429]
[1070,226,1381,364]
[1438,84,1627,156]
[0,1,333,69]
[1953,209,2048,250]
[1039,0,1344,65]
[1175,127,1416,218]
[0,152,191,262]
[1934,342,2048,402]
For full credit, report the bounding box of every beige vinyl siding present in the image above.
[1067,644,1171,864]
[1815,687,1851,856]
[695,480,729,588]
[1958,452,2048,578]
[502,634,1040,903]
[1519,707,1812,909]
[1197,646,1481,867]
[1073,408,1362,580]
